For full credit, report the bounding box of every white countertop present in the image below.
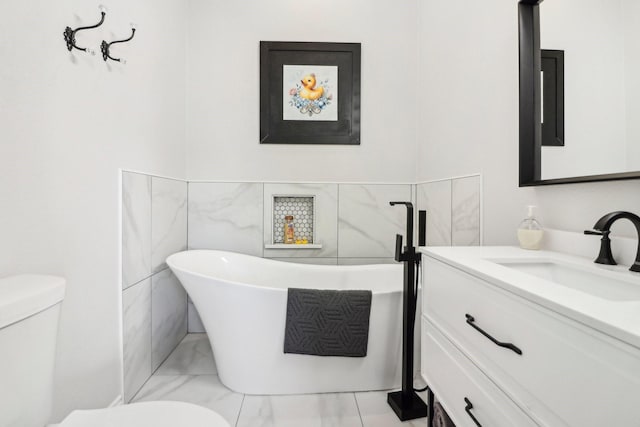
[420,246,640,349]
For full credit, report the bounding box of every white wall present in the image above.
[185,0,418,183]
[624,0,640,171]
[0,0,186,421]
[416,0,640,243]
[540,0,627,179]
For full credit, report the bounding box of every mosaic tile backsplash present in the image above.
[273,196,314,243]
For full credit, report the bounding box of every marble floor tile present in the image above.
[143,334,433,426]
[155,334,217,375]
[355,391,428,427]
[413,371,428,398]
[132,374,243,425]
[237,393,362,427]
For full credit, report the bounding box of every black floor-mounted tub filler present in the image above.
[387,202,432,422]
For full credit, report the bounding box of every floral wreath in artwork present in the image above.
[289,73,333,117]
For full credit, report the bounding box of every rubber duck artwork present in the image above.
[299,74,324,101]
[287,71,333,117]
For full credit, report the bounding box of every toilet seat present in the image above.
[54,401,230,427]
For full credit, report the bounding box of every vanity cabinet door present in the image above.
[423,257,640,427]
[421,317,538,427]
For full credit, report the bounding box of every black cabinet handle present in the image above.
[464,397,482,427]
[465,314,522,355]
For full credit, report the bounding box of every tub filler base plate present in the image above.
[387,390,428,421]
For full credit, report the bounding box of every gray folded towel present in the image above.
[284,288,372,357]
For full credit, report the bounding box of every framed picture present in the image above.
[260,41,361,145]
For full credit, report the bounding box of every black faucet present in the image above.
[387,201,428,421]
[584,211,640,273]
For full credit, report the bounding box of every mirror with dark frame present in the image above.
[518,0,640,186]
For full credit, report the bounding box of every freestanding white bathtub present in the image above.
[167,250,412,395]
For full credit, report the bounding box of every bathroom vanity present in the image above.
[419,246,640,426]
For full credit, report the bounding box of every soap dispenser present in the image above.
[517,205,544,250]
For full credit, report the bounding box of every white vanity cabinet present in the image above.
[420,248,640,427]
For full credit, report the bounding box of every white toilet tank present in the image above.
[0,275,65,427]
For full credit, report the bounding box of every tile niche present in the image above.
[269,195,318,247]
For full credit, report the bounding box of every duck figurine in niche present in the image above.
[299,74,324,101]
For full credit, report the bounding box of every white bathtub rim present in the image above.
[167,250,403,294]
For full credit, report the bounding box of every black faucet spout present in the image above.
[594,211,640,233]
[390,201,414,249]
[586,211,640,273]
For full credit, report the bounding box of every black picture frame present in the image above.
[541,49,564,147]
[260,41,361,145]
[518,0,640,186]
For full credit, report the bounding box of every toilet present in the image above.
[0,275,229,427]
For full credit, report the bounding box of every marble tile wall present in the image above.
[186,182,414,264]
[151,177,188,272]
[151,268,188,371]
[122,173,151,289]
[452,176,481,245]
[185,182,413,331]
[122,278,151,402]
[187,299,206,333]
[416,175,482,247]
[121,172,189,401]
[416,180,452,246]
[338,184,413,258]
[123,175,480,350]
[188,182,263,256]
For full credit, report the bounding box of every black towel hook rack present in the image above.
[101,23,136,64]
[63,5,107,55]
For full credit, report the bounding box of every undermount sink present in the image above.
[493,259,640,302]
